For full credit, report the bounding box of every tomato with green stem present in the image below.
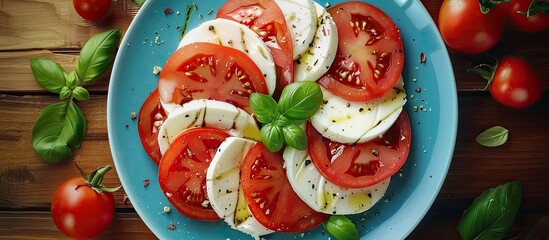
[51,164,120,239]
[469,56,542,108]
[500,0,549,32]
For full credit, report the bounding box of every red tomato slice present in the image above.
[217,0,294,96]
[137,89,167,165]
[158,127,230,221]
[319,2,404,101]
[241,143,328,232]
[158,42,268,113]
[308,111,411,189]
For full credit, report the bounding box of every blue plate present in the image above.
[107,0,458,239]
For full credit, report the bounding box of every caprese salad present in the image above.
[137,0,410,238]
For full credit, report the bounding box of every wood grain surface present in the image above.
[0,0,547,239]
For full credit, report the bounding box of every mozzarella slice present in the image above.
[310,76,407,144]
[178,18,276,97]
[294,2,338,82]
[157,100,260,154]
[206,137,273,237]
[274,0,317,60]
[283,146,389,215]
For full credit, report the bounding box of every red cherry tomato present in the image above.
[51,166,117,239]
[488,56,543,108]
[73,0,111,21]
[158,127,230,221]
[137,89,167,165]
[158,42,268,113]
[500,0,549,32]
[319,2,404,101]
[438,0,504,54]
[217,0,294,95]
[308,111,411,189]
[240,143,328,232]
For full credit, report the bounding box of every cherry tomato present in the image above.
[240,143,328,232]
[217,0,294,95]
[158,42,268,113]
[488,56,543,108]
[318,2,404,101]
[438,0,504,54]
[500,0,549,32]
[308,111,411,189]
[137,89,167,165]
[158,127,230,221]
[51,166,117,239]
[73,0,111,21]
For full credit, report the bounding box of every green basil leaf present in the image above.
[76,29,121,83]
[65,71,79,89]
[260,123,283,152]
[278,81,323,121]
[59,86,72,100]
[476,126,509,147]
[30,58,67,94]
[250,93,278,124]
[32,100,86,163]
[282,124,307,150]
[72,86,90,101]
[134,0,146,6]
[324,215,360,240]
[478,0,510,14]
[526,0,549,17]
[457,181,523,240]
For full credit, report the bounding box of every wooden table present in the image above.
[0,0,547,239]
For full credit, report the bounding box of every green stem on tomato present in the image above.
[467,60,499,90]
[86,165,121,194]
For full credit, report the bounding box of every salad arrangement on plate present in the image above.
[137,0,410,238]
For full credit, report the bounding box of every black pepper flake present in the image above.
[143,179,150,187]
[296,59,301,64]
[332,211,337,214]
[208,25,214,31]
[304,160,311,166]
[164,8,173,14]
[185,114,190,117]
[346,103,351,107]
[359,108,364,112]
[323,100,329,104]
[368,193,372,198]
[167,224,176,230]
[311,184,315,189]
[125,124,129,128]
[371,149,379,156]
[415,87,421,93]
[420,52,426,64]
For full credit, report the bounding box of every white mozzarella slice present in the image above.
[294,2,338,82]
[283,146,389,215]
[157,100,260,154]
[178,18,276,96]
[310,76,407,144]
[206,137,273,237]
[274,0,317,59]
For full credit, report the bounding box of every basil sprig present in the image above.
[457,181,523,240]
[250,81,323,152]
[478,0,510,14]
[476,126,509,147]
[324,215,360,240]
[30,29,121,163]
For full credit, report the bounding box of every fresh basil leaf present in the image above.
[260,123,283,152]
[134,0,146,6]
[527,0,549,17]
[457,181,523,240]
[478,0,510,14]
[30,58,67,94]
[278,81,323,121]
[59,86,72,100]
[324,215,360,240]
[282,124,307,150]
[72,86,90,101]
[76,29,121,83]
[32,100,86,163]
[250,93,278,123]
[476,126,509,147]
[65,71,79,89]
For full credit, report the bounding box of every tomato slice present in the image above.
[137,89,167,165]
[158,42,268,113]
[158,127,230,221]
[319,2,404,101]
[217,0,294,96]
[308,111,411,189]
[240,143,328,232]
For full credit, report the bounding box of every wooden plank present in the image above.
[1,94,548,209]
[0,211,156,240]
